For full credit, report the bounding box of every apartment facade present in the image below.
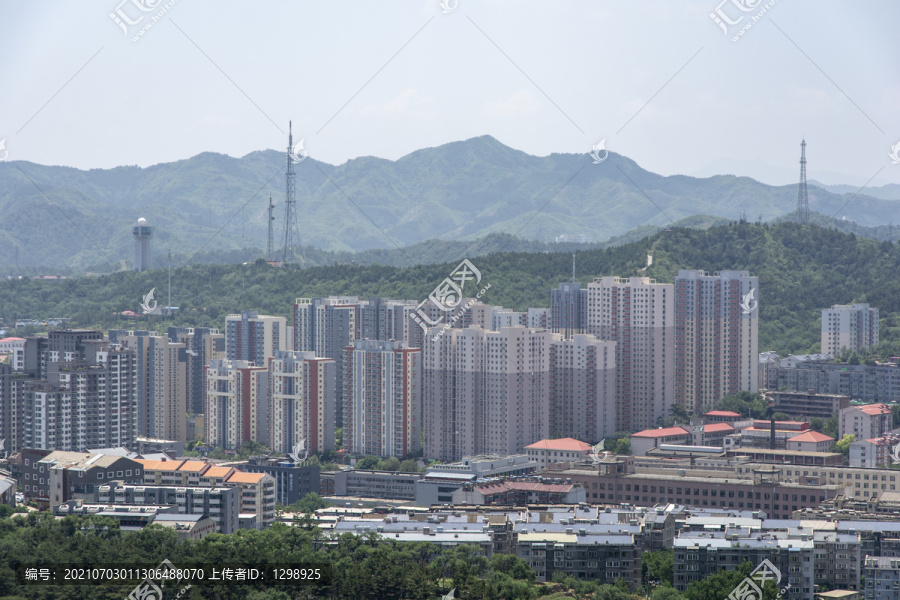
[550,282,587,338]
[674,270,759,414]
[422,326,553,461]
[205,359,269,450]
[267,350,335,456]
[586,277,674,432]
[124,333,187,443]
[840,404,893,441]
[345,340,421,458]
[225,312,287,365]
[22,348,137,452]
[822,303,879,355]
[167,327,225,415]
[549,334,616,441]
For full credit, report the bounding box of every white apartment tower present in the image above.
[674,270,759,413]
[549,334,616,442]
[205,359,269,450]
[267,350,335,456]
[821,303,879,355]
[586,277,675,432]
[344,340,421,458]
[422,326,553,461]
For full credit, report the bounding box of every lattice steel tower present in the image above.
[266,194,275,261]
[281,121,299,262]
[796,138,810,225]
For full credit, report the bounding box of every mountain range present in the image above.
[0,135,897,271]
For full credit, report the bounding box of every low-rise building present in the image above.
[840,404,892,441]
[863,556,900,600]
[674,537,814,600]
[23,450,144,508]
[786,431,835,453]
[767,390,851,421]
[225,471,276,529]
[96,482,239,534]
[525,438,593,466]
[334,470,423,501]
[849,435,900,469]
[517,532,640,585]
[451,478,586,506]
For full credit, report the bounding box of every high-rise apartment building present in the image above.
[168,327,225,415]
[294,298,361,429]
[21,345,137,452]
[205,359,269,450]
[225,312,287,364]
[674,270,759,413]
[267,350,335,456]
[124,333,188,443]
[551,283,587,338]
[821,303,879,355]
[422,326,553,461]
[345,340,421,458]
[586,277,674,432]
[549,334,616,442]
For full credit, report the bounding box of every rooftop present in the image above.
[704,411,743,417]
[631,426,690,439]
[226,472,265,484]
[135,459,184,471]
[787,431,834,443]
[525,438,593,452]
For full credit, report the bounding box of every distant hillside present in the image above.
[1,222,898,357]
[2,136,900,270]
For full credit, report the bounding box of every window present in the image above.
[98,473,103,479]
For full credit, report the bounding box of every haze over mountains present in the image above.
[0,135,897,272]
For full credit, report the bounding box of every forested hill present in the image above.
[2,134,898,271]
[1,222,897,356]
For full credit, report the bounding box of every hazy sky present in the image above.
[2,1,899,187]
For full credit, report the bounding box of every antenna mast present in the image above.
[167,249,172,309]
[796,139,810,225]
[281,122,298,263]
[267,194,275,261]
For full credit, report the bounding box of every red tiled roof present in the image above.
[704,423,735,433]
[631,426,690,439]
[135,459,184,471]
[704,411,742,417]
[787,431,834,443]
[525,438,593,452]
[226,472,264,484]
[857,404,891,416]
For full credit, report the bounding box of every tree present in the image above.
[652,587,685,600]
[830,434,856,461]
[335,427,343,449]
[684,561,779,600]
[377,457,401,472]
[356,455,380,470]
[809,417,824,432]
[771,412,791,422]
[642,550,673,586]
[613,439,631,455]
[398,459,420,473]
[823,416,839,439]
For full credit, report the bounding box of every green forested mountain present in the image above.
[1,222,897,356]
[1,136,897,271]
